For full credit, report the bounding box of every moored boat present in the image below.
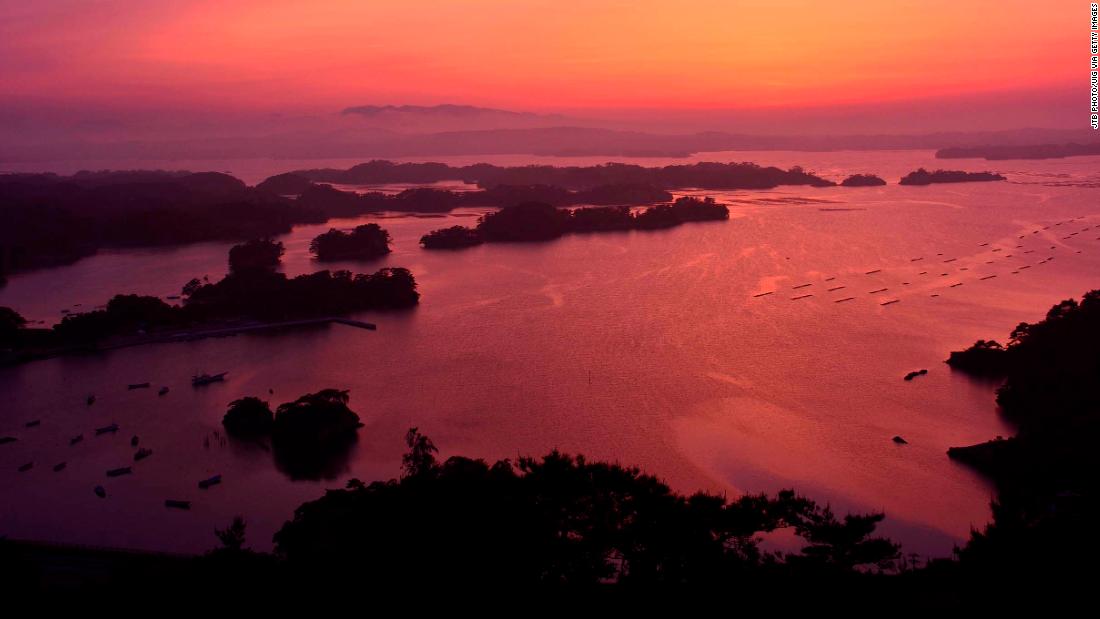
[192,372,228,387]
[198,474,222,489]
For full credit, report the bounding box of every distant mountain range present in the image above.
[1,102,1098,163]
[936,142,1100,160]
[340,104,572,133]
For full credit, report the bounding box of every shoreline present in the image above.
[1,317,377,366]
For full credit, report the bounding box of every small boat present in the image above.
[903,369,928,381]
[94,485,107,498]
[198,474,222,489]
[165,500,191,510]
[864,269,881,275]
[134,448,153,461]
[751,291,774,298]
[892,436,908,445]
[95,423,119,436]
[18,462,33,472]
[790,294,813,300]
[158,386,170,396]
[53,462,67,472]
[166,295,181,300]
[70,434,84,445]
[128,382,151,390]
[25,419,40,428]
[131,435,139,447]
[880,299,900,306]
[106,466,132,477]
[87,395,96,406]
[192,372,228,387]
[0,436,17,446]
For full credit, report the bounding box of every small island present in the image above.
[936,142,1100,161]
[898,168,1006,185]
[840,174,886,187]
[270,389,362,478]
[310,224,392,261]
[419,225,485,250]
[420,196,729,249]
[222,390,363,479]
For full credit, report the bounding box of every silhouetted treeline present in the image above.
[309,224,391,261]
[937,142,1100,161]
[181,266,419,321]
[292,180,674,211]
[268,428,899,588]
[946,290,1100,589]
[1,246,418,359]
[290,159,837,190]
[420,197,729,249]
[840,174,886,187]
[42,268,416,343]
[0,171,313,275]
[1,162,826,276]
[2,170,671,276]
[898,169,1006,185]
[222,396,275,437]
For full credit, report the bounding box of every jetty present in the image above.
[89,318,378,354]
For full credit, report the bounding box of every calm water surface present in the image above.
[2,150,1099,556]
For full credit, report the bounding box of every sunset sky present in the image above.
[0,0,1077,113]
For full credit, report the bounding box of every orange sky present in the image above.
[0,0,1079,112]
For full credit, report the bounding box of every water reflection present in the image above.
[2,151,1100,556]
